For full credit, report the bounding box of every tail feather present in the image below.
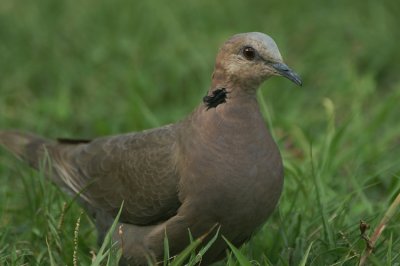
[0,130,55,169]
[0,130,101,219]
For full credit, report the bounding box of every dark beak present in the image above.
[271,62,302,86]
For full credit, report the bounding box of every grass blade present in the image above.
[188,226,220,265]
[359,191,400,266]
[45,237,57,266]
[169,238,203,266]
[163,229,170,266]
[91,202,124,266]
[223,236,252,266]
[299,241,313,266]
[171,224,219,266]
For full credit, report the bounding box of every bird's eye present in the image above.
[242,46,256,60]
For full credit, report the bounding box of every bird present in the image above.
[0,32,302,265]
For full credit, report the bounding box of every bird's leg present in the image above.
[112,222,158,265]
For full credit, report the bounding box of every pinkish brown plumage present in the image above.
[0,32,301,265]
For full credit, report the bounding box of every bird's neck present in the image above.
[190,65,266,133]
[210,67,259,95]
[191,91,266,135]
[210,65,228,89]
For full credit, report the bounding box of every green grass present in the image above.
[1,0,400,265]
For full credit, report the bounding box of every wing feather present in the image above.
[51,124,181,225]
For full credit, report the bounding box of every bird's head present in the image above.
[212,32,302,92]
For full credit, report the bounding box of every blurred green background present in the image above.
[0,0,399,265]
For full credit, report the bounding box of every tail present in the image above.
[0,130,55,169]
[0,131,100,218]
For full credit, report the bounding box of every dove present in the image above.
[0,32,302,265]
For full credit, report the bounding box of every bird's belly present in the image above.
[187,151,283,231]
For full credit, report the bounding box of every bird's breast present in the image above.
[178,103,283,225]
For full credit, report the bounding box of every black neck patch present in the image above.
[57,138,92,144]
[203,88,227,110]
